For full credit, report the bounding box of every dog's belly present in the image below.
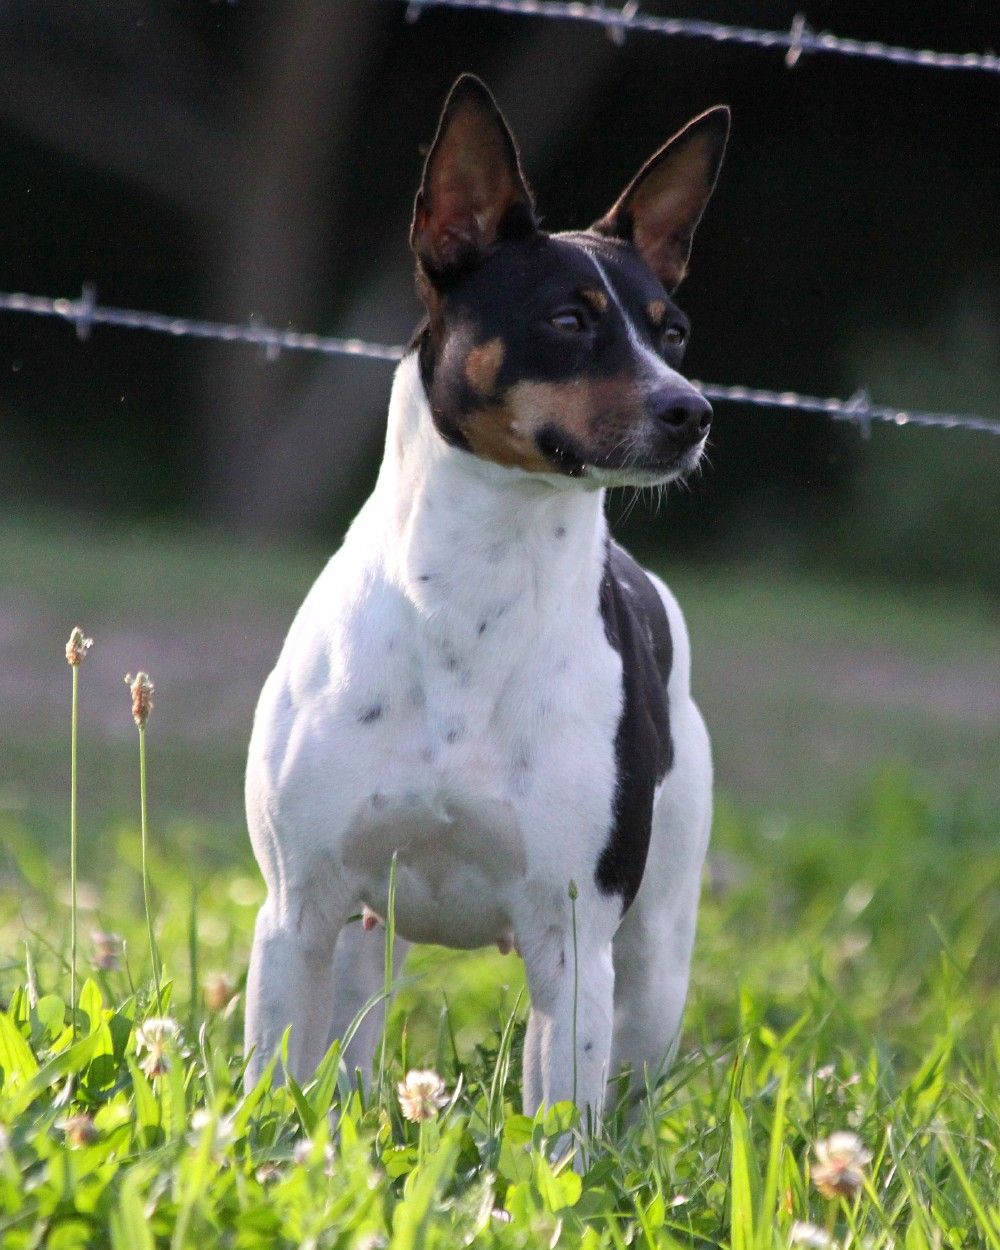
[340,783,525,949]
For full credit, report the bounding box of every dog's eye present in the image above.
[549,310,587,334]
[664,324,687,348]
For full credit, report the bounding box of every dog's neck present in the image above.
[369,352,607,625]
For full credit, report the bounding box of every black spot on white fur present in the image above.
[595,540,673,910]
[443,716,466,744]
[358,703,384,724]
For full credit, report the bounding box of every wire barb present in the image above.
[0,287,996,437]
[785,13,809,68]
[390,0,1000,75]
[74,282,97,343]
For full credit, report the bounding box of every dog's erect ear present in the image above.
[593,106,730,291]
[411,74,536,283]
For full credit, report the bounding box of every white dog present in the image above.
[244,75,727,1120]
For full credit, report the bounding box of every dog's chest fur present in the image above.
[248,356,673,950]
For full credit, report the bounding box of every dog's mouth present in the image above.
[536,426,708,488]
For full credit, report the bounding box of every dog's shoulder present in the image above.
[599,541,673,691]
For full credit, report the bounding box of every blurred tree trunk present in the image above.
[201,0,378,529]
[203,20,615,534]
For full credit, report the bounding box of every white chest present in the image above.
[246,357,625,949]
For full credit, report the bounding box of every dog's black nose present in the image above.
[651,388,712,439]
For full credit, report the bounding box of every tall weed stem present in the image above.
[69,662,79,1037]
[378,851,399,1100]
[569,878,579,1110]
[139,724,161,1010]
[65,627,91,1037]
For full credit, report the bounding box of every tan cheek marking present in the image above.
[461,377,646,473]
[464,338,505,395]
[648,300,667,327]
[580,287,608,314]
[463,403,551,472]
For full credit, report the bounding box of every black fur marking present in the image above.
[415,231,694,476]
[358,703,384,725]
[534,425,587,476]
[595,541,673,911]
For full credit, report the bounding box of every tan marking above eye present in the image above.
[647,299,668,327]
[464,338,505,395]
[580,287,609,314]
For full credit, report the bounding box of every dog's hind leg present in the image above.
[244,889,346,1090]
[609,695,712,1090]
[326,919,410,1088]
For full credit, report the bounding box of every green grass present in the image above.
[0,515,997,1246]
[0,771,996,1248]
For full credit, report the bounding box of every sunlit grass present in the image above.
[0,764,996,1247]
[0,520,996,1245]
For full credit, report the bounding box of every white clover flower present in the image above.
[397,1069,448,1123]
[812,1130,872,1200]
[189,1108,235,1154]
[135,1016,181,1079]
[790,1220,835,1248]
[293,1138,335,1167]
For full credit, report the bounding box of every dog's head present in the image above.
[411,74,729,487]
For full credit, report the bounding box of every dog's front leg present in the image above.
[244,892,344,1089]
[327,920,410,1088]
[519,915,615,1127]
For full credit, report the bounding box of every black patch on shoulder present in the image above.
[595,540,673,911]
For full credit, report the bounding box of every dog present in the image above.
[244,74,728,1121]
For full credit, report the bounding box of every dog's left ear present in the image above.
[412,74,536,284]
[593,106,730,291]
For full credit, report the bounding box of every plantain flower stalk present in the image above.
[66,627,92,1038]
[126,672,160,1007]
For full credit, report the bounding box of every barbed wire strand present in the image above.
[2,286,997,437]
[400,0,1000,74]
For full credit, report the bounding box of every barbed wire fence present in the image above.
[2,287,997,438]
[401,0,1000,75]
[1,1,997,439]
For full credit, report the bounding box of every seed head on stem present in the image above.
[65,627,92,667]
[125,672,155,728]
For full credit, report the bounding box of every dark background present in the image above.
[1,1,997,589]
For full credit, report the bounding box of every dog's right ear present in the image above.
[411,74,536,285]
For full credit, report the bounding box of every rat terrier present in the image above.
[244,75,729,1120]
